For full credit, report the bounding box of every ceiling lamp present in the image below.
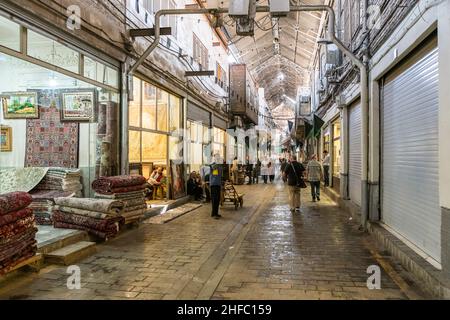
[317,38,334,45]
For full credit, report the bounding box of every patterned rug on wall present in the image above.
[25,91,79,168]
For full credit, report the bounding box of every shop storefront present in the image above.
[186,102,211,173]
[127,76,182,199]
[0,16,121,192]
[331,117,341,194]
[0,13,121,226]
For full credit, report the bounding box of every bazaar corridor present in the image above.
[0,183,428,300]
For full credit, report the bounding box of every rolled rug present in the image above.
[0,192,32,215]
[93,184,147,195]
[52,211,124,231]
[0,208,33,227]
[0,245,37,275]
[94,191,145,200]
[54,197,124,214]
[0,216,35,239]
[54,206,120,220]
[92,175,147,194]
[53,221,120,240]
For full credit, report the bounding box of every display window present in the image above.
[332,118,342,193]
[0,16,121,231]
[213,127,226,159]
[128,76,182,199]
[186,120,210,172]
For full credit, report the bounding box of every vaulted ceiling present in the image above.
[214,0,327,121]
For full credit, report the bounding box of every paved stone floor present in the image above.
[0,183,429,300]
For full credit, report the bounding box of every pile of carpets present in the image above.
[53,197,125,240]
[30,168,83,225]
[29,190,75,225]
[0,192,37,275]
[92,175,147,224]
[35,168,83,195]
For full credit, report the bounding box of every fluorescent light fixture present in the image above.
[285,95,296,104]
[317,38,333,45]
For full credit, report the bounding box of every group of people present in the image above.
[186,149,333,219]
[281,150,331,213]
[230,157,276,185]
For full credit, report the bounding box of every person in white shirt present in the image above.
[231,157,239,185]
[322,150,331,187]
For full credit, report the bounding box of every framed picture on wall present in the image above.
[0,126,12,152]
[1,91,39,119]
[170,160,186,200]
[60,89,97,122]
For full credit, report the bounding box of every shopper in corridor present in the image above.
[210,155,223,219]
[307,155,323,202]
[283,155,306,212]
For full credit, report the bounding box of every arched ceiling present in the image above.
[216,0,326,118]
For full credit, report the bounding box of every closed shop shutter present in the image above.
[382,38,440,263]
[348,100,362,207]
[187,102,210,125]
[214,116,227,130]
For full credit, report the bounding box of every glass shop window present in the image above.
[0,15,20,51]
[27,30,79,73]
[84,56,119,89]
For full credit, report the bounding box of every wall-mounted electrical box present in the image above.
[229,0,250,16]
[270,0,290,17]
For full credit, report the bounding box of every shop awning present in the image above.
[313,115,325,138]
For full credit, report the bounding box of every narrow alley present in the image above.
[0,183,427,300]
[0,0,449,304]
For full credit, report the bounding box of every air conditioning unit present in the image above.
[270,0,290,17]
[229,0,250,16]
[326,46,342,66]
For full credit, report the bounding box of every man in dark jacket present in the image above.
[210,155,223,219]
[245,157,253,185]
[280,158,288,180]
[283,156,306,212]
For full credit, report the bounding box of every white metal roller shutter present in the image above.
[348,101,362,206]
[382,47,440,263]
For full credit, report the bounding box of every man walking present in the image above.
[210,155,223,219]
[245,157,253,185]
[283,156,306,212]
[322,150,331,187]
[307,155,323,202]
[231,157,239,185]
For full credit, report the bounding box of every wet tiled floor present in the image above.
[0,183,428,300]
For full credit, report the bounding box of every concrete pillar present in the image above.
[120,62,130,175]
[438,0,450,273]
[368,78,381,221]
[340,107,349,200]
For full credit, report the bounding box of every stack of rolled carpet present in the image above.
[35,168,83,196]
[92,175,148,224]
[53,197,125,240]
[0,192,37,275]
[28,190,75,225]
[29,168,83,225]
